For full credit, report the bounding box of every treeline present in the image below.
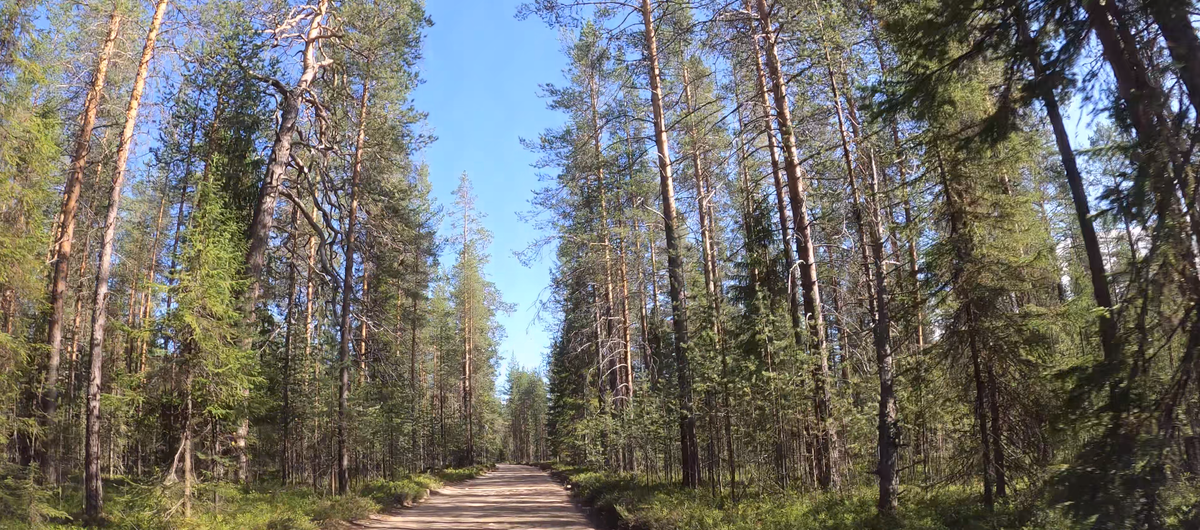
[523,0,1200,526]
[0,0,511,525]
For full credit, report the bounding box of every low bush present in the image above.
[545,464,1082,530]
[0,478,379,530]
[433,464,492,484]
[0,465,497,529]
[359,475,440,509]
[307,495,379,527]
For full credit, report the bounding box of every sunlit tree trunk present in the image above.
[84,0,168,516]
[337,80,369,494]
[39,7,121,480]
[240,0,333,480]
[639,0,699,488]
[753,0,838,490]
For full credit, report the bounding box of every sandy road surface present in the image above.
[354,464,596,529]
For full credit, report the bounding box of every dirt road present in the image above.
[354,464,596,529]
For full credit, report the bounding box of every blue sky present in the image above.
[413,0,566,377]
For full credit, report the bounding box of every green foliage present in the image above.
[306,495,379,526]
[548,464,1086,530]
[434,465,492,484]
[357,467,488,510]
[359,475,440,508]
[0,464,70,526]
[0,477,391,530]
[504,365,548,462]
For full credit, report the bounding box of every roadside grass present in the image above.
[540,464,1085,530]
[0,465,491,529]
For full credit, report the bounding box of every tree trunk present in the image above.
[41,7,120,480]
[239,0,332,480]
[183,371,194,519]
[971,326,994,510]
[303,202,318,487]
[618,224,636,472]
[821,41,898,510]
[618,229,634,407]
[867,155,898,514]
[337,81,369,494]
[358,268,370,384]
[1146,0,1200,117]
[940,149,995,509]
[747,23,798,339]
[682,63,736,497]
[589,70,621,430]
[753,0,838,490]
[84,0,168,517]
[1014,10,1117,364]
[824,45,876,317]
[987,359,1006,498]
[281,208,301,484]
[639,0,699,489]
[409,268,421,471]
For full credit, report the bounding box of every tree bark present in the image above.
[1146,0,1200,118]
[639,0,699,488]
[1015,9,1117,363]
[682,62,736,496]
[239,0,332,480]
[940,147,995,509]
[753,0,838,490]
[40,7,120,480]
[409,267,421,471]
[281,208,301,483]
[867,155,898,514]
[971,325,994,510]
[183,370,194,518]
[337,80,369,494]
[84,0,168,517]
[824,45,876,317]
[821,41,898,510]
[987,359,1006,498]
[746,23,800,342]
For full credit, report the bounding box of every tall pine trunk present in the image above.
[84,0,168,517]
[337,81,369,494]
[753,0,839,490]
[746,21,799,346]
[40,7,120,480]
[239,0,332,480]
[639,0,699,488]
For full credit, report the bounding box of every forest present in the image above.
[0,0,529,526]
[521,0,1200,528]
[0,0,1198,527]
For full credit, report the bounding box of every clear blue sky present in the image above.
[413,0,565,377]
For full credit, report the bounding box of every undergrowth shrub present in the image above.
[547,464,1084,530]
[434,465,491,484]
[359,475,441,509]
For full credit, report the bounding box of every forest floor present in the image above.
[354,464,595,529]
